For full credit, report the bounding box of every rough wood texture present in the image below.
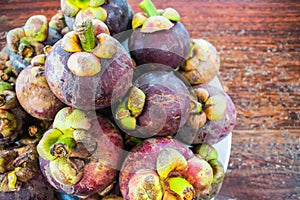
[0,0,299,199]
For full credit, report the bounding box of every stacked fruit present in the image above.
[0,0,237,199]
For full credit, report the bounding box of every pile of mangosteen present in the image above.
[0,0,237,199]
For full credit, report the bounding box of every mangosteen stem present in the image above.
[74,19,95,52]
[139,0,159,17]
[49,136,76,158]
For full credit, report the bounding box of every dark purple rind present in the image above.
[178,84,237,145]
[39,115,124,197]
[16,66,65,120]
[125,71,190,137]
[0,171,55,200]
[119,137,194,200]
[137,71,190,136]
[45,38,133,110]
[129,22,190,69]
[102,0,133,36]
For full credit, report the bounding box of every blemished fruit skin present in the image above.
[39,115,124,197]
[44,39,133,110]
[115,71,191,138]
[16,65,65,120]
[129,22,190,69]
[178,84,237,145]
[119,137,194,199]
[102,0,134,36]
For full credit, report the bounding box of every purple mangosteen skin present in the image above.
[102,0,133,36]
[39,115,124,197]
[179,84,237,145]
[64,0,133,37]
[45,40,133,110]
[0,171,55,200]
[129,22,190,69]
[16,66,65,120]
[119,137,194,199]
[133,71,190,137]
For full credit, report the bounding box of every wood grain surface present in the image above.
[0,0,299,199]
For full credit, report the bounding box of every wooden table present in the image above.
[0,0,299,199]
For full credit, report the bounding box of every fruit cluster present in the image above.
[0,0,237,199]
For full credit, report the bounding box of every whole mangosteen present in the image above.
[114,70,190,138]
[37,107,124,197]
[178,84,237,145]
[61,0,133,36]
[129,0,190,69]
[119,137,225,199]
[44,19,133,110]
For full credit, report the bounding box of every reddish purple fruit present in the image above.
[114,71,190,138]
[38,107,124,197]
[119,137,224,200]
[61,0,133,37]
[178,84,237,145]
[45,19,133,110]
[129,0,190,69]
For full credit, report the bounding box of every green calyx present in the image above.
[190,99,202,114]
[61,0,105,17]
[115,87,146,131]
[128,86,146,117]
[128,169,163,200]
[53,107,91,132]
[132,0,180,32]
[193,144,218,161]
[209,159,225,184]
[93,33,117,59]
[37,107,91,160]
[37,128,76,160]
[167,177,195,200]
[24,15,48,42]
[156,148,188,179]
[89,0,105,7]
[204,95,227,121]
[49,157,84,186]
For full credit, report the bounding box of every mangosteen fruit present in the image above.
[179,39,220,85]
[16,53,65,121]
[61,0,133,36]
[129,0,190,69]
[178,84,237,145]
[114,70,190,138]
[6,15,48,70]
[119,137,225,199]
[44,19,133,110]
[37,107,124,197]
[0,144,55,200]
